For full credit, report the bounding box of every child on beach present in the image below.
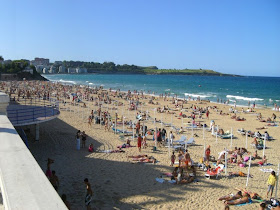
[171,152,176,166]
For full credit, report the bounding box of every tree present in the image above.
[0,56,3,61]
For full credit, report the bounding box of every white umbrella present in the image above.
[263,136,266,158]
[230,127,233,149]
[246,156,252,187]
[275,163,280,199]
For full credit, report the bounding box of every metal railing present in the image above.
[7,97,60,126]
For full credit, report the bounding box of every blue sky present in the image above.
[1,0,279,76]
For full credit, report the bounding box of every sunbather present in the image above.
[224,193,250,205]
[218,191,242,201]
[258,155,267,165]
[235,188,263,200]
[229,171,253,178]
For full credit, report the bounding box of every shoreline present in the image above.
[45,77,277,110]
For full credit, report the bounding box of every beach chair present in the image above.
[173,136,187,144]
[205,164,224,179]
[185,137,195,145]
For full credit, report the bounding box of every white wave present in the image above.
[165,89,170,91]
[276,100,280,102]
[50,79,76,84]
[89,83,93,85]
[226,95,264,101]
[269,99,273,102]
[86,81,89,83]
[184,93,212,98]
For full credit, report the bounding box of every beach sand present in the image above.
[7,83,279,210]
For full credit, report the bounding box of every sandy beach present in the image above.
[2,81,280,210]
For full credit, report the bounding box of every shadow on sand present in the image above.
[26,117,226,209]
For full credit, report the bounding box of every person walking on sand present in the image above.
[171,152,176,166]
[84,178,93,210]
[206,110,210,119]
[137,134,142,152]
[76,130,81,150]
[81,131,87,148]
[169,131,174,147]
[267,171,276,198]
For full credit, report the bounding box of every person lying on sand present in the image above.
[218,191,242,201]
[128,155,148,158]
[224,193,250,205]
[258,155,267,166]
[229,171,253,178]
[256,127,267,130]
[235,188,263,200]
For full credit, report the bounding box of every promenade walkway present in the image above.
[0,92,67,209]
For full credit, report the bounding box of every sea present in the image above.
[43,74,280,108]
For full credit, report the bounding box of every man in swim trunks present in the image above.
[84,178,93,210]
[218,191,242,201]
[225,193,250,205]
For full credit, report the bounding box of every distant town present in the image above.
[0,56,239,78]
[0,57,87,74]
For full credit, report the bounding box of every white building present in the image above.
[43,68,49,74]
[68,68,76,74]
[76,67,87,74]
[49,66,57,74]
[30,58,49,66]
[54,61,63,66]
[58,66,66,73]
[36,65,45,73]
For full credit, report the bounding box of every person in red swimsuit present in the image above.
[137,134,142,152]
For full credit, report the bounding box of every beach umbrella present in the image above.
[275,163,280,199]
[154,108,156,125]
[216,125,218,143]
[246,156,252,187]
[230,127,233,148]
[263,136,266,158]
[115,111,117,134]
[225,151,228,176]
[245,132,248,149]
[192,120,194,137]
[203,124,205,140]
[132,123,134,141]
[122,103,125,133]
[168,131,171,158]
[161,113,163,130]
[99,106,102,129]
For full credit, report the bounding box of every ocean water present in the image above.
[43,74,280,108]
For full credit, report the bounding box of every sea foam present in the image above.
[226,95,264,101]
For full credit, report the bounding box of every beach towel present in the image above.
[155,178,165,183]
[168,180,176,184]
[260,168,274,173]
[235,199,252,206]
